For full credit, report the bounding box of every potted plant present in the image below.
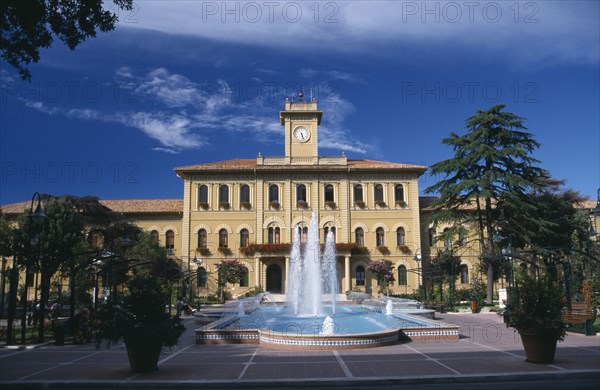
[270,200,280,209]
[219,201,230,210]
[375,200,387,208]
[354,200,366,209]
[240,201,252,210]
[395,200,407,208]
[296,200,308,209]
[325,201,336,209]
[94,275,186,372]
[499,272,566,364]
[198,201,209,210]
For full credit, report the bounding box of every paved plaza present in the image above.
[1,312,599,389]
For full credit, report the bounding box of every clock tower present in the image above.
[280,91,323,163]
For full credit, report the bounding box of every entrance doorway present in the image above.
[266,264,283,293]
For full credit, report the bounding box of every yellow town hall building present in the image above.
[170,98,428,297]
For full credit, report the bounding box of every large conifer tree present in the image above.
[425,105,548,304]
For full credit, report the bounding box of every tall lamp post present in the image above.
[493,231,514,289]
[413,248,425,300]
[444,239,455,312]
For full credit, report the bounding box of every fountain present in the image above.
[195,212,460,349]
[288,212,338,317]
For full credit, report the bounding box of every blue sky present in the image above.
[1,0,599,205]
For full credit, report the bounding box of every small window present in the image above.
[219,184,229,203]
[354,184,363,202]
[460,264,469,284]
[398,265,407,285]
[240,267,249,287]
[240,184,250,203]
[197,267,207,288]
[166,230,175,249]
[198,229,207,248]
[395,184,404,203]
[240,229,249,248]
[396,227,406,246]
[356,266,366,286]
[325,184,334,202]
[355,228,364,247]
[376,227,385,247]
[219,229,228,248]
[296,184,307,202]
[374,184,384,202]
[150,230,159,246]
[268,226,280,244]
[198,184,208,204]
[269,184,279,202]
[324,226,336,242]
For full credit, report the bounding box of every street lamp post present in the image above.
[444,239,455,312]
[413,248,425,300]
[188,249,203,304]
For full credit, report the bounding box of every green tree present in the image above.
[426,105,548,304]
[1,0,133,80]
[215,260,247,301]
[366,259,396,295]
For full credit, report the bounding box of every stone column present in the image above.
[344,256,351,292]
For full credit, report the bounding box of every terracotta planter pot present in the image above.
[518,330,558,364]
[126,341,163,372]
[470,299,479,313]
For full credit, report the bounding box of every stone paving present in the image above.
[0,312,598,388]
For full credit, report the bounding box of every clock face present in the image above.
[294,127,310,143]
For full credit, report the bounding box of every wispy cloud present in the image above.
[19,67,375,155]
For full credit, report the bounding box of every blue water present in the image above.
[224,305,430,335]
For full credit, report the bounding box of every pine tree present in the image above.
[425,105,548,304]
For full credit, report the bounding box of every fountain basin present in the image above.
[195,304,460,350]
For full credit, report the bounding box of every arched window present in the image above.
[396,227,406,246]
[460,264,469,284]
[354,184,363,202]
[355,228,364,247]
[324,226,336,242]
[376,227,385,247]
[197,267,207,288]
[356,266,366,286]
[325,184,334,202]
[296,184,306,202]
[219,229,228,248]
[428,228,436,247]
[395,184,404,203]
[240,184,250,203]
[166,230,175,249]
[300,226,308,244]
[374,184,384,202]
[197,229,207,248]
[269,184,279,202]
[398,265,407,285]
[150,230,159,246]
[268,226,280,244]
[240,229,249,248]
[240,266,249,287]
[198,184,208,204]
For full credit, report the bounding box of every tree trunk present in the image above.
[38,270,50,342]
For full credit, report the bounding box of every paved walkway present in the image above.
[1,312,598,389]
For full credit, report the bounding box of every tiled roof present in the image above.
[0,199,183,215]
[175,159,427,172]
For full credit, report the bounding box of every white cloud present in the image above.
[121,1,599,67]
